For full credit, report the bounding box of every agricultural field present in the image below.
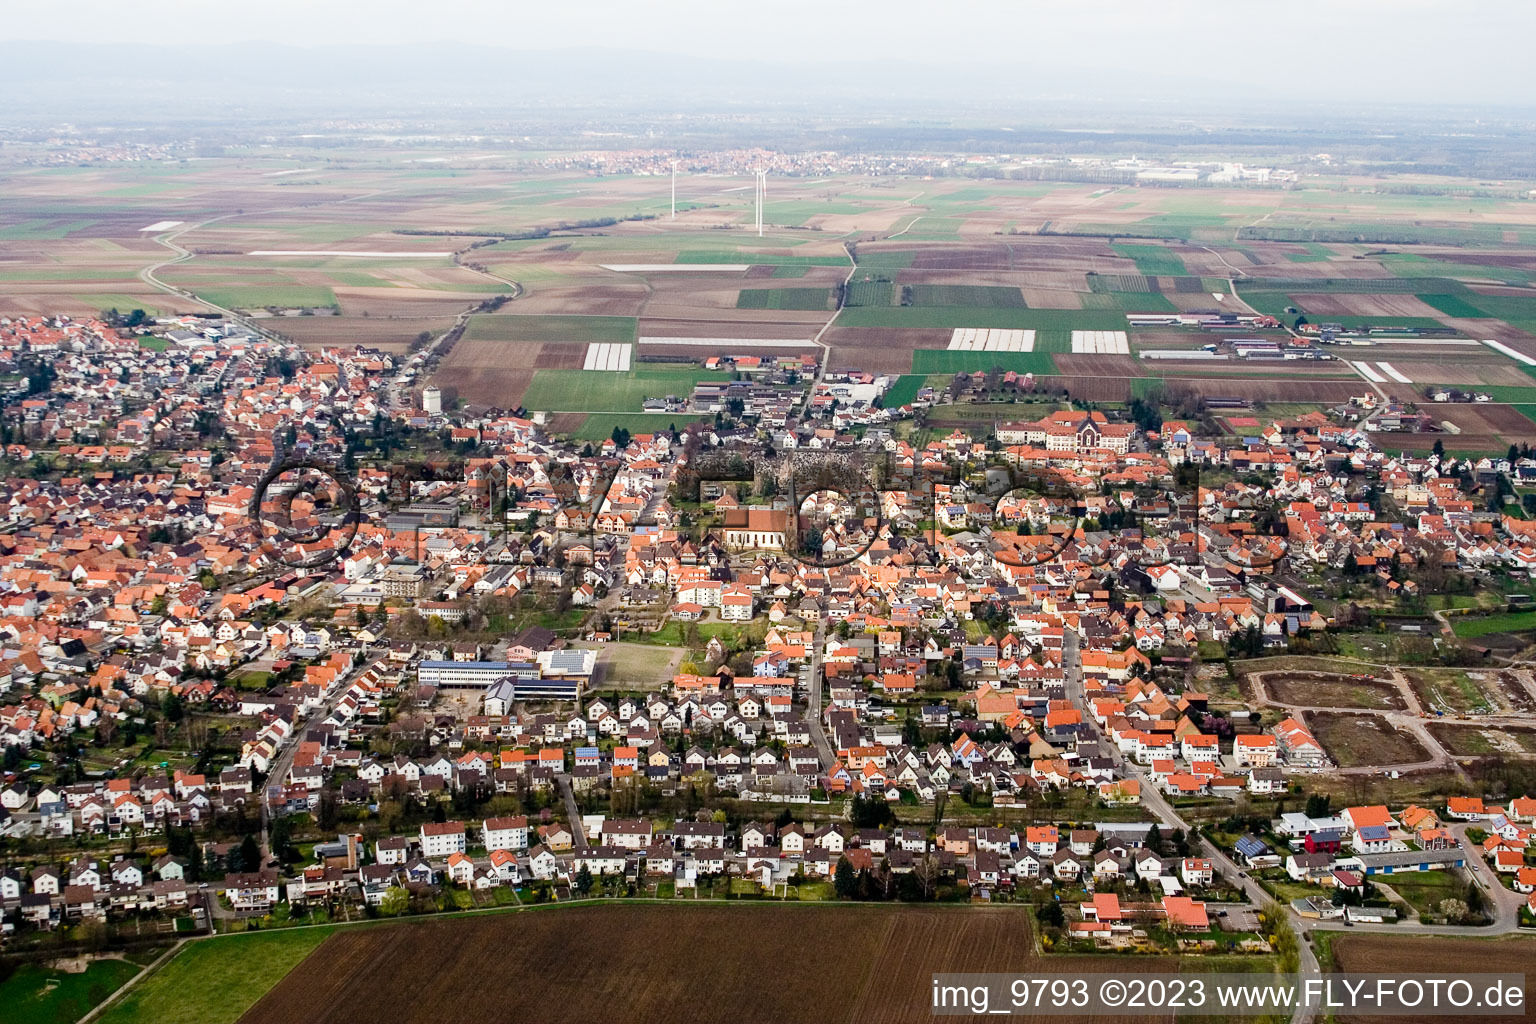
[5,158,1536,439]
[1328,935,1536,1024]
[1307,712,1430,768]
[238,904,1176,1024]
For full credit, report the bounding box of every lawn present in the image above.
[882,374,928,408]
[1452,610,1536,638]
[564,413,704,441]
[911,350,1058,374]
[95,929,331,1024]
[463,314,637,344]
[522,367,725,412]
[1382,871,1464,917]
[2,958,141,1024]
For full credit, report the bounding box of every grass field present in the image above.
[1451,609,1536,638]
[563,413,705,440]
[912,350,1058,374]
[2,958,142,1024]
[882,374,929,408]
[463,314,637,344]
[522,367,725,412]
[96,930,331,1024]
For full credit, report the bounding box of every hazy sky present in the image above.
[6,1,1533,106]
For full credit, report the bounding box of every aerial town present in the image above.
[5,3,1536,1019]
[1,305,1534,987]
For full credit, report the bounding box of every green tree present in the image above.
[574,864,593,895]
[237,834,262,873]
[834,856,857,900]
[381,886,410,916]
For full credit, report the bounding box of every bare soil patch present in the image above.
[1264,673,1407,711]
[238,904,1109,1024]
[1309,712,1429,768]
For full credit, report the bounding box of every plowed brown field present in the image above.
[238,904,1185,1024]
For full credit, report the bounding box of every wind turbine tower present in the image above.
[754,169,767,237]
[670,160,678,219]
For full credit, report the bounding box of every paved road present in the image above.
[805,621,836,771]
[261,646,384,861]
[556,774,590,851]
[1063,624,1318,1024]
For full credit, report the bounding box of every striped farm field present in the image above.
[463,315,637,344]
[237,904,1183,1024]
[735,287,833,310]
[912,350,1057,374]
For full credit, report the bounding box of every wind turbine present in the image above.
[670,159,678,219]
[755,168,767,237]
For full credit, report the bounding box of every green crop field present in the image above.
[838,307,1128,331]
[463,314,637,344]
[1112,243,1189,276]
[96,930,331,1024]
[1087,273,1153,293]
[844,280,895,306]
[1417,293,1491,319]
[851,250,916,270]
[907,284,1027,308]
[2,958,142,1024]
[522,367,726,411]
[195,286,337,309]
[735,287,832,310]
[912,350,1057,374]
